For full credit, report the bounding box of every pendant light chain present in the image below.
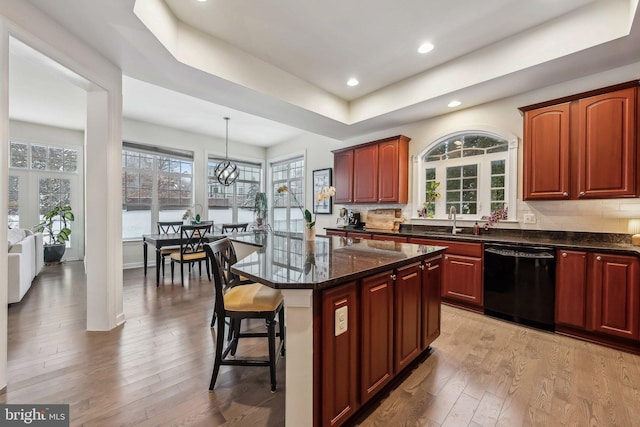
[215,117,239,186]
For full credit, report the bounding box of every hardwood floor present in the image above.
[2,262,639,426]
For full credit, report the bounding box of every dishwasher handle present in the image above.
[485,245,555,259]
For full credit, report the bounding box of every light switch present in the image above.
[524,213,536,224]
[335,306,348,336]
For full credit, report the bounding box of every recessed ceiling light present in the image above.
[418,43,434,54]
[347,78,359,87]
[196,0,207,2]
[448,100,462,108]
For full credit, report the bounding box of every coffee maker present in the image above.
[347,209,364,229]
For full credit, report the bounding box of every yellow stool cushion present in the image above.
[224,283,283,312]
[170,251,207,261]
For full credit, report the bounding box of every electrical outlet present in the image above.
[335,306,348,336]
[524,213,536,224]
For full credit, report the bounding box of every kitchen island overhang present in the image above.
[230,233,446,426]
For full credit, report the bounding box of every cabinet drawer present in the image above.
[408,238,482,257]
[326,230,347,237]
[347,232,372,240]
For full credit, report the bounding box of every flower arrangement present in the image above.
[487,205,508,226]
[277,185,336,229]
[421,181,441,218]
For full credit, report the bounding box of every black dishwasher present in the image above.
[484,244,556,331]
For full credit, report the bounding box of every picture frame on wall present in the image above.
[313,168,333,214]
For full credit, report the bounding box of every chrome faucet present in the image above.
[448,206,462,235]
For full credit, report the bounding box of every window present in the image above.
[207,159,262,226]
[8,140,82,258]
[122,143,193,239]
[419,132,516,220]
[271,157,304,233]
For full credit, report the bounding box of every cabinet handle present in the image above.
[391,274,397,280]
[562,192,569,197]
[596,256,602,261]
[579,192,585,197]
[562,252,567,258]
[445,255,449,260]
[420,264,425,270]
[427,262,431,268]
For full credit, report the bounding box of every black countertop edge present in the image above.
[235,247,447,291]
[325,227,640,256]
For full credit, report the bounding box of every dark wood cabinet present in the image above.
[408,238,483,308]
[353,144,379,203]
[347,231,372,240]
[576,88,637,199]
[522,82,639,200]
[443,254,483,306]
[555,250,588,329]
[333,135,410,204]
[321,282,359,427]
[333,150,354,203]
[590,253,640,340]
[394,263,422,372]
[372,234,408,243]
[523,103,571,200]
[360,271,394,404]
[421,255,442,349]
[326,230,347,237]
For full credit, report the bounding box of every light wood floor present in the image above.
[2,262,640,426]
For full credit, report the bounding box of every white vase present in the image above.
[305,228,316,241]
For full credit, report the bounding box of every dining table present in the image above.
[142,231,263,286]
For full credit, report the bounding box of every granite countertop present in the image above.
[325,225,640,256]
[231,231,446,290]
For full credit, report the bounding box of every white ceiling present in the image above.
[10,0,640,146]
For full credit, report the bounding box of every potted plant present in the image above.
[254,192,268,226]
[34,204,74,263]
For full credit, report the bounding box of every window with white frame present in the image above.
[8,140,81,256]
[271,157,304,233]
[420,132,516,220]
[207,159,262,226]
[122,142,193,239]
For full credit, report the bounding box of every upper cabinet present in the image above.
[333,135,410,204]
[521,82,639,201]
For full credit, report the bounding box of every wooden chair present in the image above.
[221,223,249,233]
[157,221,183,277]
[205,238,285,392]
[170,224,212,286]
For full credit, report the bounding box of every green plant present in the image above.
[254,192,268,222]
[34,204,74,245]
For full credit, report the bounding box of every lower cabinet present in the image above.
[591,253,640,340]
[422,255,442,348]
[394,263,422,372]
[360,271,394,404]
[320,256,443,427]
[321,282,359,427]
[555,250,588,328]
[556,250,640,342]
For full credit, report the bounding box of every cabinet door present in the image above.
[442,254,483,306]
[590,253,640,340]
[334,150,354,203]
[360,271,394,404]
[422,256,442,349]
[394,263,422,372]
[555,250,588,329]
[378,140,398,202]
[322,282,359,427]
[353,144,379,203]
[523,103,571,200]
[576,88,637,198]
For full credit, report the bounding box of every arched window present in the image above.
[416,131,517,221]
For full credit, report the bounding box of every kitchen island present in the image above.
[231,232,446,427]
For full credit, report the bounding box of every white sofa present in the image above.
[7,228,44,304]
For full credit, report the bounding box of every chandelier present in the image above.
[215,117,239,186]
